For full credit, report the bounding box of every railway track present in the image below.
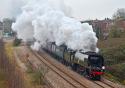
[100,78,125,88]
[94,81,115,88]
[29,48,118,88]
[31,50,88,88]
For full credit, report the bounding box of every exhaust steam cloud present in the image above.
[12,0,98,52]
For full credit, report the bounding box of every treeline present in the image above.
[98,38,125,84]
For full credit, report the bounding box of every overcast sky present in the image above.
[0,0,125,20]
[65,0,125,20]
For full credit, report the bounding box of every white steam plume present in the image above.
[12,0,98,52]
[31,42,41,51]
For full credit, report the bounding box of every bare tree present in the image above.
[113,8,125,20]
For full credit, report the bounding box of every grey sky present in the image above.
[0,0,24,19]
[0,0,125,20]
[65,0,125,20]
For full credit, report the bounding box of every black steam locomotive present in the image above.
[43,42,105,80]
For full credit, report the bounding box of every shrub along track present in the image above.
[29,47,119,88]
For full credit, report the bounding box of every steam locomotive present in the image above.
[43,42,105,80]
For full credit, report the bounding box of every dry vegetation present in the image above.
[13,44,46,88]
[5,42,44,88]
[3,42,25,88]
[0,41,24,88]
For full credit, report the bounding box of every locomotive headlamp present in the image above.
[102,66,105,69]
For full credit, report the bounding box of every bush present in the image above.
[101,46,125,83]
[107,64,125,83]
[123,80,125,85]
[109,27,123,38]
[13,38,22,46]
[99,37,125,84]
[101,45,125,65]
[32,67,48,85]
